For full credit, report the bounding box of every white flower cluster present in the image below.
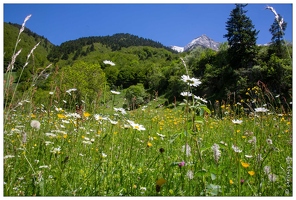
[103,60,115,66]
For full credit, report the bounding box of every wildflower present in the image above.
[241,161,250,168]
[232,144,242,153]
[211,143,221,163]
[45,141,54,146]
[156,133,165,140]
[180,91,192,97]
[114,107,127,115]
[49,91,54,95]
[240,179,245,185]
[82,140,92,145]
[187,170,194,179]
[286,156,292,164]
[57,114,66,119]
[245,155,253,158]
[147,142,152,147]
[30,120,41,130]
[39,165,49,169]
[194,96,207,103]
[83,112,91,118]
[178,161,185,168]
[264,166,271,175]
[103,60,115,66]
[229,179,234,185]
[102,153,107,158]
[266,139,273,145]
[248,171,255,176]
[94,114,108,121]
[181,75,201,87]
[268,173,277,182]
[111,90,120,94]
[248,136,256,145]
[140,186,146,194]
[50,147,61,154]
[232,119,243,124]
[4,155,15,159]
[257,154,263,162]
[156,178,166,187]
[182,144,191,157]
[66,88,77,95]
[22,132,27,143]
[255,107,269,113]
[108,119,118,125]
[128,121,145,131]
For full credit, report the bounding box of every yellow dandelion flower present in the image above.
[31,113,36,118]
[83,112,91,118]
[82,135,85,139]
[236,129,241,133]
[241,161,250,168]
[57,114,66,119]
[63,134,68,139]
[248,171,255,176]
[242,136,246,139]
[230,179,234,184]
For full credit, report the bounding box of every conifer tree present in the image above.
[224,4,259,69]
[269,13,287,58]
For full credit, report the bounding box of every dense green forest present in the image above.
[3,4,292,112]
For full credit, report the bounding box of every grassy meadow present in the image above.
[3,14,292,197]
[3,85,293,196]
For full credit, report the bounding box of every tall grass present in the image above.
[3,13,292,196]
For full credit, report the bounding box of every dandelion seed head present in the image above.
[30,120,41,130]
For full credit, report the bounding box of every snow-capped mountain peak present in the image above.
[170,46,184,53]
[171,34,220,52]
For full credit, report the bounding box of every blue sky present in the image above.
[3,3,293,47]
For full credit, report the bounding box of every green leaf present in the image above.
[211,173,216,180]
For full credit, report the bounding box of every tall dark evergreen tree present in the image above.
[224,4,259,69]
[269,14,287,58]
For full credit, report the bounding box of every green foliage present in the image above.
[124,83,147,110]
[58,61,109,108]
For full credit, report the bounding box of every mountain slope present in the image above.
[4,22,54,72]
